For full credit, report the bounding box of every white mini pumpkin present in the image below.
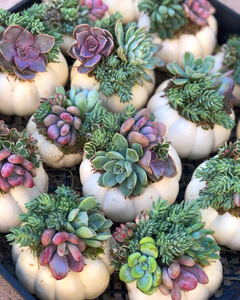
[102,0,141,24]
[210,51,240,106]
[126,257,222,300]
[0,53,68,117]
[70,60,155,114]
[237,120,240,139]
[80,144,182,223]
[138,14,218,71]
[0,163,48,233]
[147,80,234,159]
[12,237,114,300]
[27,116,83,168]
[185,159,240,250]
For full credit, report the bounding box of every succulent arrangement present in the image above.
[68,12,163,103]
[0,4,62,80]
[88,107,177,197]
[194,139,240,211]
[6,185,113,280]
[138,0,216,39]
[165,51,236,130]
[217,35,240,86]
[111,198,220,299]
[43,0,108,36]
[0,121,41,192]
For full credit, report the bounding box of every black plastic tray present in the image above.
[8,0,41,13]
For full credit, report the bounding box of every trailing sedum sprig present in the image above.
[195,139,240,210]
[166,51,236,130]
[112,198,220,297]
[7,185,112,280]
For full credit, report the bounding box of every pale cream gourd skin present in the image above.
[70,60,155,114]
[12,237,115,300]
[0,53,68,117]
[237,120,240,138]
[27,116,83,169]
[185,159,240,250]
[80,145,182,223]
[147,80,234,160]
[138,14,218,72]
[126,257,222,300]
[210,51,240,106]
[0,163,48,233]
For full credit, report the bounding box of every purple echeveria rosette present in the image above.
[67,24,114,74]
[0,25,55,80]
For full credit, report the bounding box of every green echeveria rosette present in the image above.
[220,35,240,86]
[33,85,101,154]
[0,121,41,193]
[68,12,162,103]
[166,51,236,130]
[6,185,113,280]
[138,0,216,39]
[91,133,148,197]
[195,139,240,211]
[0,4,63,80]
[112,199,220,297]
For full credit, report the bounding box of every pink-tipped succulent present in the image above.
[0,25,55,80]
[159,259,209,298]
[0,149,36,192]
[44,105,81,146]
[113,222,137,243]
[40,229,86,280]
[120,108,177,181]
[79,0,108,22]
[67,24,114,74]
[183,0,216,26]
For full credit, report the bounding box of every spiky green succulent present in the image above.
[220,35,240,86]
[195,139,240,211]
[6,185,112,256]
[0,4,62,64]
[91,133,148,197]
[112,198,220,295]
[166,51,235,130]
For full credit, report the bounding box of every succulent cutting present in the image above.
[68,12,163,103]
[112,199,220,299]
[165,51,236,130]
[194,139,240,211]
[43,0,108,36]
[88,107,177,197]
[138,0,216,39]
[0,121,41,193]
[218,35,240,86]
[0,4,62,80]
[6,185,113,280]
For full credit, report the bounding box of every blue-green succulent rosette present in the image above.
[111,199,221,298]
[67,12,164,103]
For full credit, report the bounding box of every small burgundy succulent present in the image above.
[68,24,114,74]
[113,222,137,243]
[79,0,108,22]
[0,25,55,80]
[43,105,81,147]
[120,108,177,181]
[40,229,86,280]
[183,0,216,26]
[0,149,36,192]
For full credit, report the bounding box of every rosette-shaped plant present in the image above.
[80,0,108,21]
[7,186,113,280]
[120,108,177,181]
[0,121,41,192]
[183,0,215,26]
[68,24,114,73]
[112,199,222,299]
[92,133,148,197]
[166,51,236,130]
[0,25,54,80]
[138,0,215,39]
[115,20,163,84]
